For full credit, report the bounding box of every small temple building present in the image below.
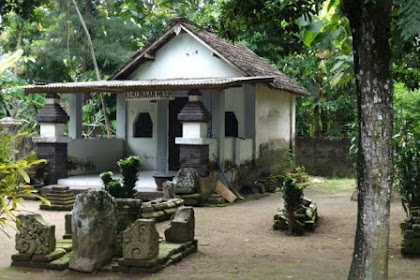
[22,18,308,186]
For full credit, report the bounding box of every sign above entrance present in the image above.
[125,91,174,100]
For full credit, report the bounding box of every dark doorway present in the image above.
[168,97,188,170]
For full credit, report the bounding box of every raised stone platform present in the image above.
[11,239,197,273]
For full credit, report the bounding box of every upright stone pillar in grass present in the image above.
[33,93,70,184]
[69,190,117,273]
[175,90,211,177]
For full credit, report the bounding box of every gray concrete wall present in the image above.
[295,137,355,177]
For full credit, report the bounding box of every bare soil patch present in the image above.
[0,179,418,280]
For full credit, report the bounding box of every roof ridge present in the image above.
[109,17,309,96]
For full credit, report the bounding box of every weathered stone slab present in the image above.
[47,252,72,270]
[11,254,32,261]
[15,213,56,255]
[175,168,200,194]
[118,254,165,268]
[129,265,164,274]
[165,207,195,243]
[56,240,73,252]
[177,193,203,206]
[40,204,73,211]
[123,219,159,260]
[69,189,117,273]
[32,248,66,262]
[11,260,47,269]
[51,185,69,191]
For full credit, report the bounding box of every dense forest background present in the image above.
[0,0,419,138]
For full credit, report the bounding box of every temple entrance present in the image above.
[168,97,188,170]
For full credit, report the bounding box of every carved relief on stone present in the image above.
[15,213,56,255]
[175,168,199,194]
[123,219,159,260]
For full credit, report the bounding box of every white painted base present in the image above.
[32,136,71,143]
[175,137,212,145]
[40,123,65,137]
[182,122,208,138]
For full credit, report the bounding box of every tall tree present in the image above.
[220,0,394,278]
[342,1,393,279]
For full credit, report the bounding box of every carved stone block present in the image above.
[123,219,159,260]
[15,213,56,255]
[164,206,195,243]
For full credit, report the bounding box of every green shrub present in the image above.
[282,176,305,235]
[0,131,48,235]
[394,129,420,208]
[100,155,142,198]
[286,166,309,183]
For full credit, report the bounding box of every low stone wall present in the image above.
[140,198,184,222]
[68,138,124,175]
[295,137,354,177]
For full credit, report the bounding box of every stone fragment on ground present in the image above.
[273,197,318,232]
[401,207,420,254]
[69,189,117,273]
[206,193,226,204]
[165,206,195,243]
[162,180,175,200]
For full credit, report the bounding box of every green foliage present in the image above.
[220,0,322,58]
[0,130,48,235]
[259,175,284,193]
[396,0,420,41]
[282,176,305,235]
[394,85,420,208]
[100,155,142,198]
[286,166,309,183]
[394,130,420,208]
[0,50,45,132]
[118,155,142,197]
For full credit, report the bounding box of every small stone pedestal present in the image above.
[40,185,75,211]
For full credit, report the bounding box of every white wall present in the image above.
[224,86,245,138]
[126,100,158,169]
[255,84,294,157]
[129,31,244,80]
[68,138,124,175]
[224,137,253,163]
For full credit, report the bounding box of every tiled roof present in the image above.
[110,18,309,96]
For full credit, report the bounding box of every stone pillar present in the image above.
[33,93,70,184]
[68,93,82,139]
[157,100,168,172]
[175,90,211,177]
[116,93,127,139]
[211,89,225,164]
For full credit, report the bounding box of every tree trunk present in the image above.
[343,1,393,279]
[72,0,112,138]
[14,26,23,75]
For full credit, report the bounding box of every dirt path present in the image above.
[0,182,418,280]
